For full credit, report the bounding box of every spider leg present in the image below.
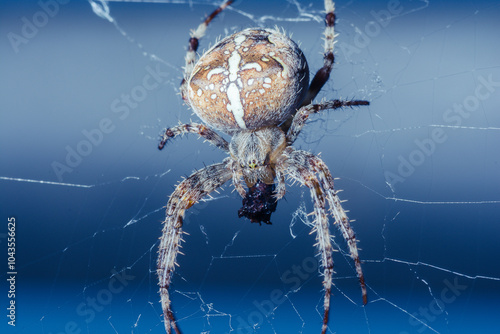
[158,159,232,333]
[280,0,337,134]
[274,170,286,200]
[280,147,366,334]
[300,0,337,106]
[280,148,334,334]
[159,122,229,151]
[305,152,368,305]
[229,159,247,198]
[180,0,234,101]
[286,99,369,144]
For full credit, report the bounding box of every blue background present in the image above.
[1,0,500,333]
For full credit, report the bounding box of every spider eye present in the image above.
[247,159,258,169]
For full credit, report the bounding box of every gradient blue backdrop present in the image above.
[1,0,499,333]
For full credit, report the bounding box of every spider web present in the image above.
[1,0,500,333]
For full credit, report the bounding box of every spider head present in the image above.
[229,126,286,187]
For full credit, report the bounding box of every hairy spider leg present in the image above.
[229,158,247,198]
[157,159,232,333]
[306,152,368,305]
[274,170,286,200]
[158,122,229,151]
[280,147,335,334]
[286,100,370,144]
[280,147,366,334]
[180,0,234,101]
[301,0,337,106]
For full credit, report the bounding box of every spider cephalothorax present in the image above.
[230,126,286,186]
[157,1,369,333]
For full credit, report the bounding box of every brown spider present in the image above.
[157,1,368,333]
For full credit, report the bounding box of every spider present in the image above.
[157,1,369,333]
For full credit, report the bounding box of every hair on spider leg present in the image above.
[158,129,174,150]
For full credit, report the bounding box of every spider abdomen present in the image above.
[187,28,309,132]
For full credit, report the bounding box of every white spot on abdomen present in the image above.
[234,35,246,45]
[226,83,246,129]
[241,62,262,72]
[207,67,225,80]
[228,51,241,82]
